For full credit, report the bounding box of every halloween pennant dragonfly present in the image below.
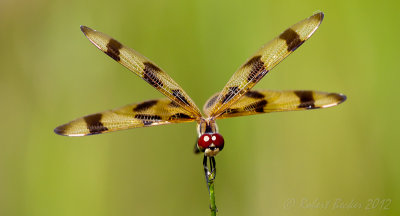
[55,12,346,171]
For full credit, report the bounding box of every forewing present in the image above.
[54,98,197,136]
[80,26,201,117]
[204,12,324,118]
[204,90,346,119]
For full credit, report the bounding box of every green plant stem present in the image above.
[208,173,217,216]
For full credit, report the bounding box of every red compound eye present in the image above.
[211,133,224,150]
[198,134,212,150]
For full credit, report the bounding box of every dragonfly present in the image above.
[54,12,346,182]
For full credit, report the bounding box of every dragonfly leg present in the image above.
[203,155,216,184]
[203,155,209,182]
[211,156,216,178]
[208,156,216,179]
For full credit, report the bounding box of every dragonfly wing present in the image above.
[204,12,324,118]
[203,89,346,119]
[80,26,202,118]
[55,98,197,136]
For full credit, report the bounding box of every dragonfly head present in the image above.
[197,133,224,157]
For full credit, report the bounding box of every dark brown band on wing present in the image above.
[105,39,123,61]
[245,91,265,99]
[84,113,109,134]
[243,55,262,67]
[222,86,240,104]
[172,89,190,105]
[244,100,268,113]
[169,101,180,107]
[143,62,161,72]
[143,62,164,88]
[279,28,304,52]
[134,114,162,126]
[294,91,315,108]
[243,55,268,82]
[223,108,240,115]
[134,114,162,120]
[168,113,194,120]
[133,100,158,112]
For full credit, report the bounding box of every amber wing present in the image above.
[80,26,202,118]
[204,12,324,118]
[204,90,346,119]
[55,98,197,136]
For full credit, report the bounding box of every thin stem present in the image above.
[204,156,217,215]
[208,174,217,216]
[208,172,217,216]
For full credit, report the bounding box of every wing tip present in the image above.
[54,124,68,136]
[321,92,347,108]
[298,11,324,40]
[54,124,86,137]
[337,93,347,104]
[310,11,324,22]
[80,25,94,36]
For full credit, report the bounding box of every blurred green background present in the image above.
[1,0,399,215]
